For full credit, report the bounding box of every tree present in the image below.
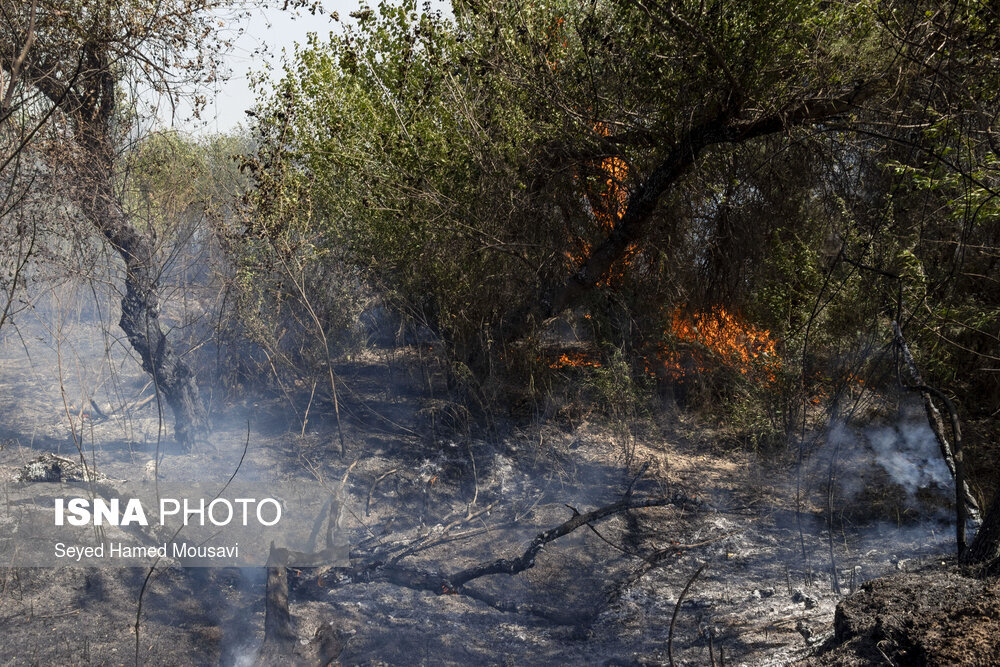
[0,0,242,446]
[0,1,51,341]
[248,0,1000,564]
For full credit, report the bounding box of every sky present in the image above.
[168,2,357,135]
[164,1,452,135]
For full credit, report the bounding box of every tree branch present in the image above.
[0,0,37,116]
[529,82,880,325]
[892,321,978,555]
[290,494,696,606]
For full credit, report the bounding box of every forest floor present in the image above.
[0,307,966,666]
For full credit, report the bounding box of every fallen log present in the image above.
[293,493,696,608]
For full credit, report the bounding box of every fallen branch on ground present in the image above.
[669,561,709,667]
[288,493,697,607]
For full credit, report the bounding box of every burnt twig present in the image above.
[445,496,686,589]
[366,468,399,517]
[668,561,709,667]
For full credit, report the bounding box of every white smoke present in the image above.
[865,420,951,497]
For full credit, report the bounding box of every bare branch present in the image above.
[0,0,37,115]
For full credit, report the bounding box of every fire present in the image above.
[556,126,781,382]
[659,307,780,382]
[548,351,602,369]
[585,129,630,233]
[546,307,780,382]
[564,124,637,286]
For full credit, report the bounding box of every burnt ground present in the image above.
[0,303,982,666]
[805,566,1000,666]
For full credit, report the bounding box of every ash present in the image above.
[0,303,960,666]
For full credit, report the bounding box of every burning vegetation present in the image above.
[547,305,780,385]
[563,124,639,286]
[660,306,780,382]
[4,0,1000,665]
[557,127,781,384]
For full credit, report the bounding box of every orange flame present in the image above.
[548,351,602,369]
[547,307,780,382]
[557,127,781,382]
[564,123,637,286]
[659,307,780,382]
[586,127,630,233]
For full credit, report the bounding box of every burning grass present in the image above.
[546,306,781,387]
[659,306,781,383]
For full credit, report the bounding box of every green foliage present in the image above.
[245,2,548,357]
[236,0,1000,486]
[124,131,249,240]
[245,0,887,353]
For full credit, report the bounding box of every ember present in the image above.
[548,351,602,369]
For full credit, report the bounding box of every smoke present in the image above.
[866,421,951,498]
[819,406,954,507]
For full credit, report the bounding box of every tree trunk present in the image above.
[5,13,208,448]
[75,124,207,449]
[963,488,1000,571]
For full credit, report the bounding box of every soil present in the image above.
[0,302,985,666]
[806,567,1000,666]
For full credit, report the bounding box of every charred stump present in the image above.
[257,544,343,666]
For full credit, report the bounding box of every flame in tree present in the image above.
[552,128,781,381]
[564,124,638,285]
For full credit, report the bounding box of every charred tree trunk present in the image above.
[81,143,207,447]
[18,39,208,448]
[964,489,1000,572]
[69,77,206,447]
[892,322,979,554]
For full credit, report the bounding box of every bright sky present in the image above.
[170,2,357,135]
[168,1,450,135]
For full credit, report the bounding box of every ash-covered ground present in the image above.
[0,294,963,666]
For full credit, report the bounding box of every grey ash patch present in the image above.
[16,453,111,483]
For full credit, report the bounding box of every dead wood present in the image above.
[290,493,694,616]
[963,487,1000,571]
[668,561,709,667]
[439,495,690,590]
[263,560,295,647]
[257,544,343,666]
